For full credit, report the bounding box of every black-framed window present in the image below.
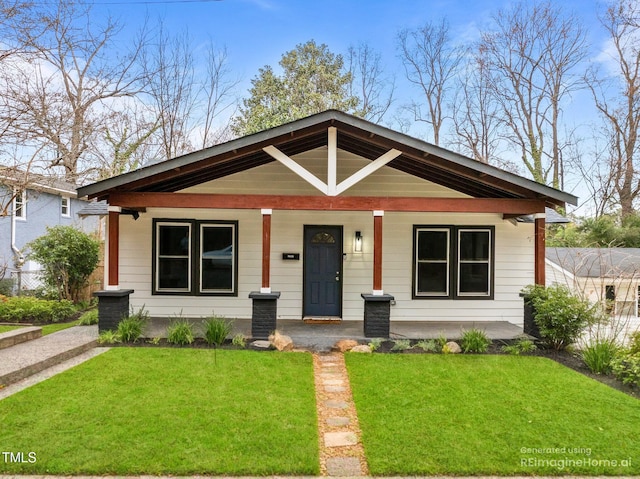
[413,225,494,299]
[153,219,238,296]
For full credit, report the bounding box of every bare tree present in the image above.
[1,1,148,183]
[451,50,502,165]
[142,25,237,160]
[199,45,238,149]
[479,1,588,188]
[397,19,462,145]
[141,24,196,161]
[587,0,640,218]
[347,43,394,124]
[89,105,160,180]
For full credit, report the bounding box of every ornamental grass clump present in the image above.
[116,307,148,343]
[581,339,619,374]
[460,328,491,353]
[203,315,233,347]
[167,319,195,346]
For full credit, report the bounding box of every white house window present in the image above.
[14,190,25,219]
[156,222,192,293]
[200,223,235,293]
[61,197,70,217]
[415,228,450,296]
[154,220,237,295]
[605,284,615,314]
[457,229,491,296]
[414,225,494,299]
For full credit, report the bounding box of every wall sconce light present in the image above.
[354,231,363,253]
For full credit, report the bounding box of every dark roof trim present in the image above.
[77,110,578,206]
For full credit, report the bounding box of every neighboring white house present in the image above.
[546,247,640,341]
[77,110,577,335]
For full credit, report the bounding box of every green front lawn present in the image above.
[40,319,80,335]
[0,348,318,475]
[346,354,640,476]
[0,325,21,334]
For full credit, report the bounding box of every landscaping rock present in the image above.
[334,339,358,352]
[324,431,358,447]
[350,344,372,353]
[444,341,462,353]
[250,340,272,349]
[326,456,364,476]
[268,331,293,351]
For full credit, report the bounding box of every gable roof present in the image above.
[0,166,77,197]
[77,110,577,208]
[546,247,640,279]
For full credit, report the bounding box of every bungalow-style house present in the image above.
[546,248,640,337]
[0,167,100,292]
[77,110,577,337]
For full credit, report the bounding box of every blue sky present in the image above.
[97,0,607,100]
[91,0,613,213]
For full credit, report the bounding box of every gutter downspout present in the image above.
[10,194,25,293]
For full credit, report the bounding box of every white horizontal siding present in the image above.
[183,148,470,199]
[118,208,533,325]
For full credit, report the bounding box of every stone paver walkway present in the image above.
[312,352,368,476]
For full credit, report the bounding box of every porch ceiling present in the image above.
[77,110,577,208]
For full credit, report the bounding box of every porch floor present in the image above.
[144,318,525,352]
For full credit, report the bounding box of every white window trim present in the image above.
[61,197,71,217]
[155,222,192,293]
[456,228,492,297]
[415,227,450,297]
[13,190,26,220]
[199,223,236,294]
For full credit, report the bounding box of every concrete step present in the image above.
[0,326,42,350]
[0,326,98,388]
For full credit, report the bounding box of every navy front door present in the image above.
[303,226,343,317]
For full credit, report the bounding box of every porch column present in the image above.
[107,206,121,289]
[250,208,280,339]
[261,208,272,293]
[362,210,394,338]
[95,206,133,332]
[534,213,545,285]
[373,210,383,294]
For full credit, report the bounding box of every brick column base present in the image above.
[249,291,281,339]
[361,293,394,338]
[94,289,134,333]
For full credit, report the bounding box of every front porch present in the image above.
[143,317,525,351]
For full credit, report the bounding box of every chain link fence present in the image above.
[9,270,44,294]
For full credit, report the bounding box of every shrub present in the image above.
[460,328,491,353]
[501,337,537,355]
[203,316,233,347]
[582,339,619,374]
[628,330,640,354]
[416,339,438,352]
[0,296,75,323]
[232,333,246,348]
[78,309,99,325]
[97,330,120,345]
[523,284,600,350]
[611,352,640,388]
[391,339,412,351]
[436,334,447,349]
[27,225,100,302]
[0,278,14,296]
[368,338,383,351]
[167,319,195,346]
